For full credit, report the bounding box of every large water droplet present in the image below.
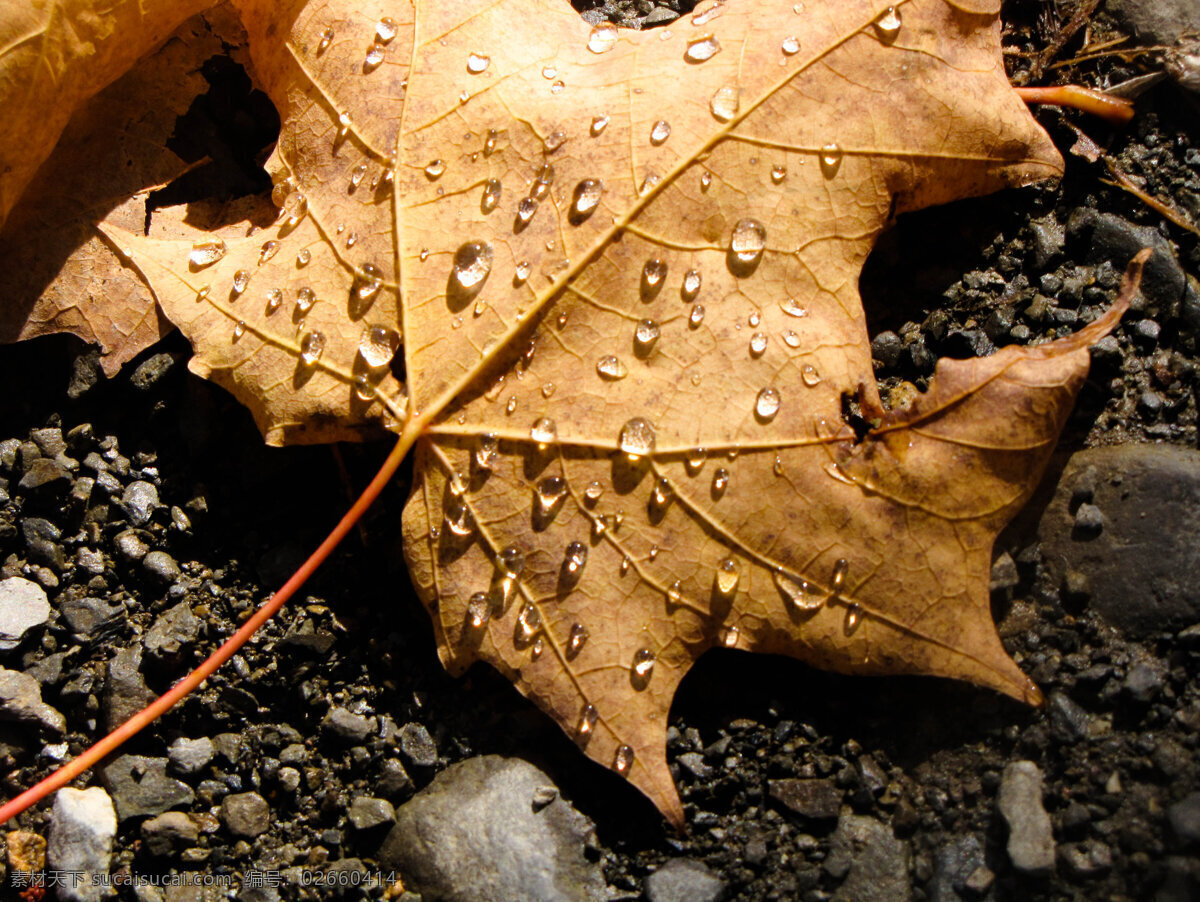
[231,270,249,296]
[715,558,740,596]
[755,387,781,420]
[685,448,707,473]
[684,35,722,63]
[649,120,671,145]
[514,260,532,283]
[232,320,246,340]
[543,130,567,151]
[356,263,383,301]
[844,603,863,635]
[771,164,787,184]
[783,330,801,348]
[451,241,494,296]
[721,625,740,647]
[363,45,384,72]
[642,258,667,297]
[358,325,400,369]
[590,115,610,136]
[535,476,567,521]
[577,703,598,739]
[349,164,367,189]
[613,744,634,775]
[425,159,445,180]
[517,603,542,640]
[530,417,557,445]
[730,218,767,267]
[563,541,588,575]
[774,570,823,612]
[781,35,800,55]
[588,22,618,53]
[496,546,525,579]
[299,331,326,365]
[712,467,729,494]
[632,647,656,685]
[516,196,539,226]
[682,269,702,300]
[802,363,821,386]
[568,623,589,657]
[873,6,902,43]
[820,143,843,178]
[481,178,501,213]
[466,592,490,630]
[467,52,490,73]
[749,332,767,356]
[709,85,740,121]
[296,248,311,267]
[295,287,315,312]
[375,17,397,43]
[475,434,498,471]
[596,355,628,380]
[584,481,604,503]
[618,417,656,458]
[569,179,604,224]
[689,304,706,327]
[634,319,660,355]
[317,26,334,53]
[189,238,226,268]
[541,65,557,79]
[781,298,808,318]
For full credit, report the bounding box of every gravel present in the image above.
[0,576,49,650]
[45,787,117,902]
[998,761,1057,877]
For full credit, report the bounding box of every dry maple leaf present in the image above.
[0,0,1142,828]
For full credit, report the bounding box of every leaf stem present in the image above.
[1015,85,1134,125]
[0,432,410,825]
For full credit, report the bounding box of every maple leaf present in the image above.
[0,0,1142,828]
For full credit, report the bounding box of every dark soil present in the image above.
[1,1,1198,900]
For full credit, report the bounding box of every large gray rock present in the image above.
[0,666,65,732]
[0,577,50,651]
[645,859,724,902]
[997,761,1055,877]
[1107,0,1200,45]
[46,787,117,902]
[1036,445,1200,636]
[377,756,605,901]
[826,814,911,902]
[99,755,195,821]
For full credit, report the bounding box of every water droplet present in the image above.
[749,310,761,327]
[781,35,800,55]
[451,241,494,297]
[800,363,822,387]
[356,263,383,301]
[467,593,490,629]
[749,332,767,356]
[232,320,246,339]
[684,35,722,63]
[649,120,671,145]
[592,514,609,538]
[642,258,667,297]
[357,325,400,369]
[534,477,567,521]
[296,248,311,266]
[712,467,729,494]
[596,355,628,380]
[721,625,740,647]
[689,304,706,327]
[731,218,767,267]
[258,240,280,265]
[584,481,604,503]
[530,418,557,445]
[336,113,351,141]
[481,178,502,213]
[773,454,784,476]
[345,231,359,249]
[590,115,610,136]
[620,556,631,575]
[632,648,656,683]
[831,558,848,593]
[681,269,702,300]
[771,164,787,184]
[517,603,542,640]
[873,6,902,42]
[542,382,556,399]
[299,331,326,366]
[820,143,843,178]
[189,238,226,268]
[350,164,367,188]
[570,179,604,223]
[425,159,445,180]
[651,478,672,509]
[781,297,809,318]
[667,580,682,605]
[588,22,618,53]
[564,541,588,575]
[483,129,498,155]
[544,129,567,151]
[506,396,518,415]
[715,558,740,596]
[541,65,557,79]
[755,387,781,420]
[618,417,656,458]
[700,170,712,190]
[639,173,662,194]
[774,570,823,611]
[514,260,532,283]
[577,704,598,739]
[709,85,740,121]
[685,449,707,473]
[613,744,634,775]
[516,196,539,225]
[634,319,660,355]
[374,16,397,43]
[294,287,314,312]
[363,45,384,72]
[467,52,490,73]
[783,330,802,348]
[317,26,334,53]
[844,604,863,635]
[568,623,589,657]
[266,289,282,313]
[230,270,249,296]
[467,436,496,474]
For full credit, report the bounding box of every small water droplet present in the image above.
[530,417,558,445]
[232,320,246,339]
[544,129,567,151]
[684,34,722,63]
[425,159,445,180]
[844,603,863,635]
[568,178,604,224]
[350,164,367,188]
[541,65,557,79]
[296,248,311,266]
[481,178,502,213]
[189,238,226,268]
[590,114,610,136]
[231,270,249,296]
[771,164,787,183]
[642,258,667,297]
[773,454,784,476]
[517,603,542,640]
[451,241,495,297]
[270,175,295,209]
[420,248,430,262]
[516,196,539,225]
[755,387,781,420]
[564,541,588,575]
[820,143,843,178]
[474,434,498,471]
[831,558,848,593]
[632,648,656,684]
[700,170,712,190]
[514,260,532,283]
[336,113,351,141]
[356,263,383,301]
[577,703,598,739]
[345,231,359,249]
[648,120,672,146]
[634,319,660,355]
[686,449,707,473]
[620,556,631,575]
[587,22,618,53]
[258,240,280,265]
[801,363,822,386]
[715,558,740,596]
[731,218,767,267]
[568,623,589,657]
[294,287,314,312]
[613,744,634,775]
[375,16,397,43]
[651,478,672,509]
[689,304,706,327]
[709,84,740,121]
[681,269,702,300]
[584,481,604,503]
[266,289,282,313]
[534,477,567,521]
[596,355,628,380]
[781,35,800,55]
[873,6,902,42]
[639,172,662,194]
[541,382,556,399]
[667,580,683,605]
[466,593,490,629]
[363,44,384,72]
[357,325,400,369]
[299,331,326,366]
[467,52,490,74]
[506,396,518,415]
[781,297,809,318]
[317,26,334,54]
[721,625,740,647]
[774,570,823,611]
[483,128,498,155]
[783,330,802,348]
[749,332,767,356]
[618,417,656,458]
[592,514,609,538]
[712,467,729,494]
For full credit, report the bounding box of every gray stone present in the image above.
[1123,662,1164,703]
[769,778,842,820]
[121,481,160,526]
[129,352,177,391]
[997,761,1055,877]
[645,859,724,902]
[19,457,69,493]
[143,551,182,584]
[1068,210,1189,313]
[100,755,195,821]
[347,796,395,830]
[115,529,150,562]
[827,814,911,902]
[168,737,215,775]
[398,722,437,766]
[60,597,123,639]
[30,428,66,457]
[928,835,985,902]
[220,791,271,838]
[0,576,50,651]
[104,645,156,732]
[46,787,117,902]
[1168,792,1200,845]
[678,752,715,780]
[0,666,65,731]
[145,602,199,660]
[1108,0,1200,45]
[378,756,605,902]
[1059,840,1113,877]
[22,517,64,570]
[1036,445,1200,635]
[141,811,200,857]
[322,706,377,743]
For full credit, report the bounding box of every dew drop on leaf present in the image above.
[584,481,604,503]
[265,287,283,311]
[755,387,781,420]
[451,241,495,296]
[873,6,902,43]
[685,448,707,473]
[514,260,532,283]
[425,159,445,179]
[640,173,663,194]
[535,477,567,521]
[715,558,740,596]
[516,197,539,225]
[618,417,656,458]
[317,26,333,54]
[363,45,384,72]
[802,363,821,386]
[530,417,557,445]
[467,52,490,74]
[651,478,672,508]
[481,178,502,213]
[783,329,801,347]
[569,179,604,223]
[541,65,557,79]
[231,270,249,296]
[641,258,667,296]
[771,164,787,183]
[349,164,366,188]
[730,218,766,267]
[590,115,610,136]
[831,557,849,592]
[700,170,712,190]
[577,704,599,739]
[467,593,491,629]
[820,143,843,178]
[544,129,567,150]
[358,325,400,369]
[259,240,279,265]
[689,303,706,327]
[649,120,671,145]
[296,248,311,267]
[498,545,525,577]
[591,515,609,538]
[299,330,326,366]
[356,263,383,301]
[563,541,588,575]
[376,17,397,43]
[844,603,863,635]
[232,320,246,339]
[336,112,350,141]
[682,269,702,300]
[781,35,800,55]
[709,85,740,121]
[189,238,226,268]
[483,128,498,155]
[774,570,823,611]
[568,623,589,656]
[613,744,634,776]
[587,22,618,53]
[721,625,740,647]
[632,648,656,684]
[634,319,660,355]
[781,297,808,318]
[684,35,722,63]
[475,433,498,471]
[596,355,628,380]
[296,287,315,312]
[517,603,542,640]
[712,467,729,494]
[749,332,767,356]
